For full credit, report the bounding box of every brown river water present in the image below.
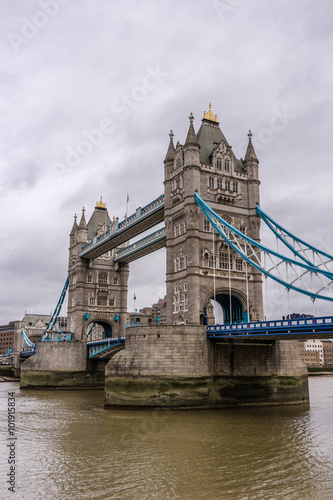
[0,376,332,500]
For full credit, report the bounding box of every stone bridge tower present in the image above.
[67,198,129,340]
[164,105,263,326]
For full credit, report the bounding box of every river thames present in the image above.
[1,376,332,500]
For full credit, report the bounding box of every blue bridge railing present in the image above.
[207,315,333,339]
[87,337,125,359]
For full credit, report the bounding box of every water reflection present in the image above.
[0,377,332,499]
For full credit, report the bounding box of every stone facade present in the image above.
[67,199,129,340]
[164,107,263,326]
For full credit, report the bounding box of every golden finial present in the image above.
[203,103,218,122]
[96,196,106,209]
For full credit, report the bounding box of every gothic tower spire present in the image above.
[185,112,199,147]
[164,130,175,162]
[244,130,258,163]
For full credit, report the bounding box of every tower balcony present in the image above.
[215,188,238,205]
[171,187,184,205]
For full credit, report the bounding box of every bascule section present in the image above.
[67,197,129,341]
[164,105,263,326]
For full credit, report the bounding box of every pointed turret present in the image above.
[244,130,260,214]
[185,112,199,147]
[77,207,88,244]
[78,207,87,229]
[183,112,200,195]
[70,214,78,236]
[164,130,175,162]
[244,130,258,164]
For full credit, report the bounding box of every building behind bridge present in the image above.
[298,339,333,367]
[0,321,16,357]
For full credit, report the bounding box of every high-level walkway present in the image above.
[80,195,165,260]
[114,227,166,263]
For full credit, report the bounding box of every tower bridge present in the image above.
[18,104,333,409]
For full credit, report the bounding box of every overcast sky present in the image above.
[1,0,333,324]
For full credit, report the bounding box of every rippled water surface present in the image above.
[0,377,333,499]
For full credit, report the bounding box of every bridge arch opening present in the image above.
[209,291,247,324]
[86,320,113,341]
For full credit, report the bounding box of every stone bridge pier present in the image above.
[105,326,308,408]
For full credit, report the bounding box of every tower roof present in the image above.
[87,197,111,241]
[196,105,243,172]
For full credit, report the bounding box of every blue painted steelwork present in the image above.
[87,337,125,359]
[20,349,36,358]
[20,331,36,358]
[207,315,333,339]
[39,277,69,342]
[86,322,95,337]
[80,194,165,259]
[20,278,69,349]
[114,227,166,263]
[21,329,36,348]
[195,192,333,301]
[257,204,333,264]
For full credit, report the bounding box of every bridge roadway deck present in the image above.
[207,315,333,341]
[80,195,165,260]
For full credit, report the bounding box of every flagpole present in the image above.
[125,192,129,219]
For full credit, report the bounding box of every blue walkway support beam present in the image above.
[80,195,165,260]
